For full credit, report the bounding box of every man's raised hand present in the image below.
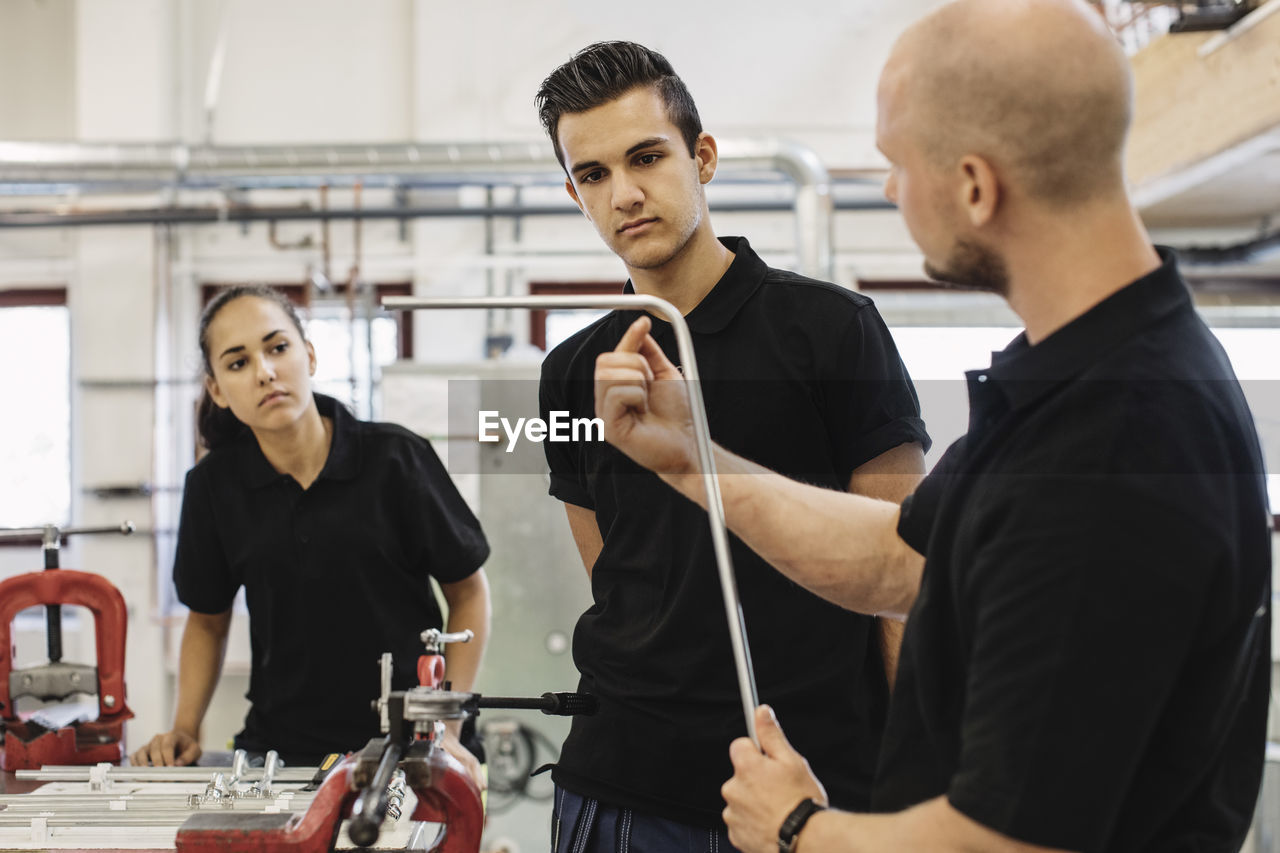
[594,316,698,477]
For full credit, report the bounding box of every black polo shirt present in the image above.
[539,236,930,826]
[174,394,489,762]
[878,249,1271,851]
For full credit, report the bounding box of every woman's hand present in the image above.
[130,728,202,766]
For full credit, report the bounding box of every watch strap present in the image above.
[777,796,825,853]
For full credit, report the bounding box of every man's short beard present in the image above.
[924,238,1009,296]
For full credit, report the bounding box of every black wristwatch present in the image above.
[778,797,825,853]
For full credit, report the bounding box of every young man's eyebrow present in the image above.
[569,157,602,176]
[218,329,285,359]
[624,136,668,157]
[569,136,671,176]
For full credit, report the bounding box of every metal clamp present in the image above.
[8,661,98,703]
[419,628,473,654]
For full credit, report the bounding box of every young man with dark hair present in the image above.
[535,41,930,852]
[591,3,1271,851]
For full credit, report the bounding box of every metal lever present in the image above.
[0,521,136,543]
[226,749,247,795]
[348,739,403,847]
[419,628,473,654]
[246,749,280,798]
[350,694,408,848]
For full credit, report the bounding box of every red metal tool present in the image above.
[0,522,135,771]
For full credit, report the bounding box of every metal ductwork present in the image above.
[1172,228,1280,266]
[0,140,558,190]
[0,138,836,279]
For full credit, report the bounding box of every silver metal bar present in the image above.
[420,628,473,647]
[0,800,311,817]
[0,521,135,541]
[0,813,292,827]
[383,294,762,747]
[16,766,317,783]
[0,138,833,277]
[0,788,309,804]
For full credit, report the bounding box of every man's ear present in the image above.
[307,340,316,376]
[958,154,1000,228]
[694,132,719,185]
[205,374,228,409]
[565,178,588,218]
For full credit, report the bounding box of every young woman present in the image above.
[131,286,490,784]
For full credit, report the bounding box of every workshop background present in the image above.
[0,0,1278,850]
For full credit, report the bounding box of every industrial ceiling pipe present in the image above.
[0,138,835,279]
[0,198,891,230]
[1172,228,1280,266]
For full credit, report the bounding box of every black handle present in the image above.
[347,737,404,847]
[473,691,597,716]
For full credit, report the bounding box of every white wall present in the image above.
[0,0,76,140]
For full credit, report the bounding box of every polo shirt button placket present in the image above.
[292,487,309,545]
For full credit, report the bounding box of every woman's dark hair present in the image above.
[196,285,308,450]
[535,41,702,172]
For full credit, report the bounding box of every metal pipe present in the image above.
[0,137,836,275]
[0,139,820,189]
[0,198,890,230]
[0,813,292,826]
[0,792,308,807]
[383,293,762,747]
[718,139,835,280]
[0,797,311,814]
[1173,229,1280,266]
[15,766,317,783]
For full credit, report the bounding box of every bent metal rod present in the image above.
[383,293,762,747]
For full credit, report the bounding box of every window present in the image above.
[529,282,623,351]
[893,324,1280,518]
[1209,327,1280,517]
[0,290,70,528]
[892,325,1021,471]
[306,301,403,420]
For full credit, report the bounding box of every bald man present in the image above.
[590,0,1271,851]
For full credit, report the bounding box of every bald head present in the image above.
[882,0,1133,207]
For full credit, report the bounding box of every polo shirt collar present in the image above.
[315,393,360,481]
[620,236,769,334]
[969,246,1190,414]
[239,392,361,488]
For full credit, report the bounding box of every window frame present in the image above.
[528,281,625,351]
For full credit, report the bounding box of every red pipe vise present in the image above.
[0,567,134,771]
